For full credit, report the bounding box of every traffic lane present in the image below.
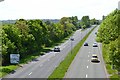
[23,26,94,77]
[80,26,106,78]
[5,28,82,78]
[4,26,94,78]
[64,43,91,78]
[32,27,94,78]
[64,26,100,78]
[98,43,109,78]
[86,26,107,78]
[26,43,73,78]
[88,47,106,78]
[5,51,58,78]
[73,28,92,47]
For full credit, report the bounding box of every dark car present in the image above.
[70,38,74,41]
[84,42,88,46]
[95,32,97,35]
[54,47,60,52]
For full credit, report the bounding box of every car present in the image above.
[91,54,100,62]
[95,32,97,35]
[54,47,60,52]
[70,38,74,41]
[93,42,98,47]
[84,42,88,46]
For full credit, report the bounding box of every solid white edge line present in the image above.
[98,43,109,78]
[87,66,88,68]
[85,74,88,78]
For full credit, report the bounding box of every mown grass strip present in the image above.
[0,65,18,77]
[48,26,96,78]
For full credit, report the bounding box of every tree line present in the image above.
[96,9,120,71]
[2,16,98,65]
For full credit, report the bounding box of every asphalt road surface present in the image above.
[64,25,108,78]
[4,25,95,78]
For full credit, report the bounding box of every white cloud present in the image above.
[0,0,119,20]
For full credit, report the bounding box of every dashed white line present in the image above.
[85,74,88,78]
[88,60,89,62]
[87,66,88,68]
[29,72,32,75]
[88,55,89,57]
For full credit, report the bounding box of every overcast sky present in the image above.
[0,0,119,20]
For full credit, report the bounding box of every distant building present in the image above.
[118,1,120,10]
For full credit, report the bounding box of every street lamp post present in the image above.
[70,37,74,54]
[80,29,82,40]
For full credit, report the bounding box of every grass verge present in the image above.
[102,43,120,79]
[0,65,18,77]
[48,26,96,78]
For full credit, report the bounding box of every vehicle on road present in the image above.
[91,54,100,62]
[93,42,98,47]
[84,42,88,46]
[54,47,60,52]
[70,38,74,41]
[95,32,97,35]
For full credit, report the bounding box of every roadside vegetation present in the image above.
[1,15,98,77]
[96,9,120,79]
[48,25,96,78]
[1,16,79,77]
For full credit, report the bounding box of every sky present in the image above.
[0,0,119,20]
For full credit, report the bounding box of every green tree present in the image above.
[97,9,120,71]
[81,16,90,28]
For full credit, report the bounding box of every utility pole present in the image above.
[70,36,74,54]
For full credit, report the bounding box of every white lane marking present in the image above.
[87,66,88,68]
[89,52,90,53]
[88,55,89,57]
[29,72,32,75]
[88,60,89,62]
[85,74,88,78]
[55,65,57,68]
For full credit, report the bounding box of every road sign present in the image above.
[10,54,20,64]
